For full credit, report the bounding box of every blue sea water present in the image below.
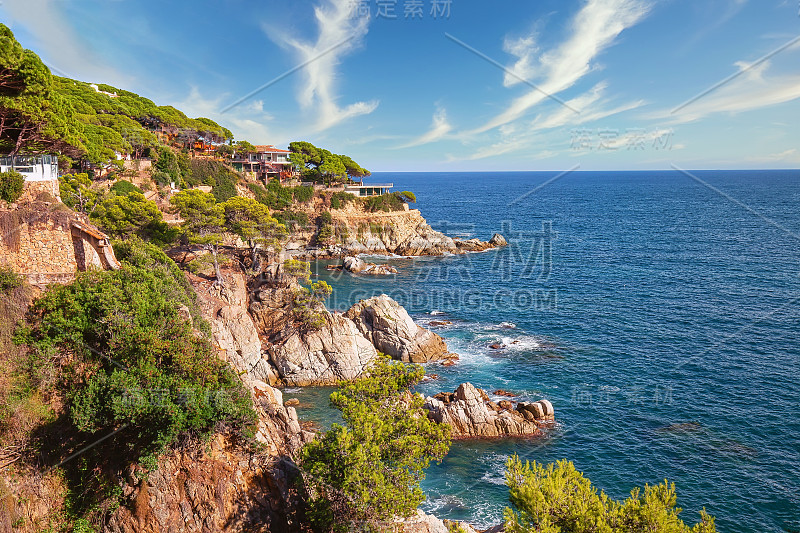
[289,170,800,533]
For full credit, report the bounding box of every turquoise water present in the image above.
[290,170,800,532]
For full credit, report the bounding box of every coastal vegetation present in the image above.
[301,357,451,531]
[288,141,370,185]
[0,169,25,203]
[7,239,255,527]
[503,457,716,533]
[0,22,722,533]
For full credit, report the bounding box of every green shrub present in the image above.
[16,238,253,466]
[319,210,333,225]
[274,210,309,231]
[397,190,416,203]
[292,185,314,203]
[249,181,292,210]
[211,172,238,202]
[301,358,451,531]
[317,224,334,243]
[0,265,22,293]
[359,192,410,212]
[0,170,25,203]
[330,191,356,210]
[110,179,142,196]
[90,191,176,245]
[503,457,716,533]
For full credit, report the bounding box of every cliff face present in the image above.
[284,202,503,258]
[104,433,304,533]
[105,270,314,533]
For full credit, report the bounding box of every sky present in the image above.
[1,0,799,171]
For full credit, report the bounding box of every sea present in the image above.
[284,170,800,533]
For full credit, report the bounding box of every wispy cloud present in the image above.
[472,0,650,134]
[653,60,800,124]
[398,106,453,148]
[265,0,378,133]
[503,33,539,88]
[1,0,130,86]
[746,148,800,164]
[175,87,282,144]
[531,82,644,131]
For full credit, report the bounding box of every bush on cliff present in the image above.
[283,259,332,330]
[15,238,255,467]
[359,191,415,213]
[301,358,451,531]
[0,170,25,203]
[91,191,176,245]
[503,456,716,533]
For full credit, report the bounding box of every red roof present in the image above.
[253,144,291,153]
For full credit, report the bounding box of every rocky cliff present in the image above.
[345,294,454,364]
[284,201,506,258]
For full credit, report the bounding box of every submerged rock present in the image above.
[424,383,554,439]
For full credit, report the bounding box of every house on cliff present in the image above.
[231,145,293,183]
[0,155,120,287]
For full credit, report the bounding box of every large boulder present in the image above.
[345,294,451,363]
[266,313,378,386]
[213,304,279,386]
[424,383,551,439]
[342,256,398,275]
[489,233,507,246]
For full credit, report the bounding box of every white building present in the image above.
[0,154,59,181]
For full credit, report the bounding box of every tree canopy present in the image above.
[288,141,370,185]
[0,23,232,165]
[301,357,451,531]
[0,24,85,156]
[503,457,716,533]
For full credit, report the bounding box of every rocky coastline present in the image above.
[105,212,529,531]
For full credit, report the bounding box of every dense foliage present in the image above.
[0,24,85,156]
[90,191,175,244]
[288,141,370,185]
[171,190,286,281]
[15,239,255,468]
[360,191,416,212]
[1,23,231,166]
[301,358,451,531]
[282,259,332,330]
[0,169,25,202]
[503,457,716,533]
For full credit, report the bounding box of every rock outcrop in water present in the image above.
[281,203,507,258]
[342,255,398,275]
[266,313,379,386]
[244,267,451,384]
[424,383,554,439]
[345,294,454,363]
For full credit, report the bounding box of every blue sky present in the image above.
[1,0,799,171]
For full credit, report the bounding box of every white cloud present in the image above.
[653,60,800,124]
[398,106,453,148]
[472,0,650,134]
[503,34,539,88]
[531,82,644,131]
[265,0,378,133]
[2,0,130,86]
[746,148,800,164]
[174,87,283,145]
